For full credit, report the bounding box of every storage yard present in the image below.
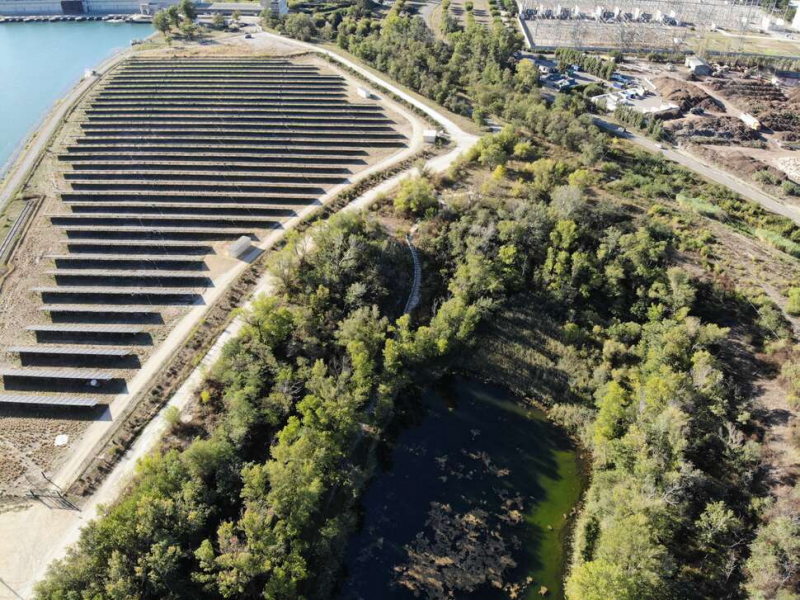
[582,53,800,201]
[0,54,412,493]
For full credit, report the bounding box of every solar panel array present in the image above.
[0,57,407,408]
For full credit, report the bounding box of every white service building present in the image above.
[685,56,712,77]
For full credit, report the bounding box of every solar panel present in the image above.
[57,226,259,234]
[32,286,201,295]
[0,394,98,407]
[0,367,116,380]
[47,269,212,279]
[48,213,279,222]
[39,305,161,314]
[64,240,213,248]
[46,254,207,262]
[9,346,132,356]
[25,324,144,334]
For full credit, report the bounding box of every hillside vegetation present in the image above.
[33,2,800,599]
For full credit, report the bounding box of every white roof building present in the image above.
[685,56,712,76]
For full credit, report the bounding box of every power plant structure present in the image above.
[517,0,776,52]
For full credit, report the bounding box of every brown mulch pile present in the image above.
[653,76,725,112]
[707,78,800,134]
[666,115,761,144]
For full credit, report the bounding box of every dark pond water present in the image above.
[341,377,584,600]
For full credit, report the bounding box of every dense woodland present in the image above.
[34,2,800,599]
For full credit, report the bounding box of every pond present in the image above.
[340,377,585,600]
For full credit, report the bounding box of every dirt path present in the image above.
[759,283,800,499]
[755,373,800,498]
[714,229,800,503]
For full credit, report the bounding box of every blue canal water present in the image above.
[0,21,148,175]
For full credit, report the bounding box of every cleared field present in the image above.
[696,32,800,57]
[0,56,410,493]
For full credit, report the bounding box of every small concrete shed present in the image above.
[685,56,712,77]
[228,236,252,259]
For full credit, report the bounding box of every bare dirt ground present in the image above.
[470,0,491,26]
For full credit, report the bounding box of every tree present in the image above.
[551,185,584,219]
[746,514,800,599]
[153,9,171,35]
[232,8,240,21]
[167,4,181,27]
[473,106,488,127]
[478,141,508,169]
[514,59,539,92]
[212,12,225,29]
[566,559,641,600]
[594,381,630,442]
[179,0,197,20]
[284,13,316,41]
[180,19,198,39]
[696,501,741,549]
[393,177,438,216]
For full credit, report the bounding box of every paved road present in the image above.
[592,116,800,225]
[410,0,439,26]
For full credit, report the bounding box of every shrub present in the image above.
[393,176,438,216]
[513,141,535,160]
[568,169,596,190]
[583,83,606,98]
[677,193,727,221]
[163,405,181,431]
[754,170,783,186]
[756,229,800,259]
[788,288,800,316]
[781,180,800,196]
